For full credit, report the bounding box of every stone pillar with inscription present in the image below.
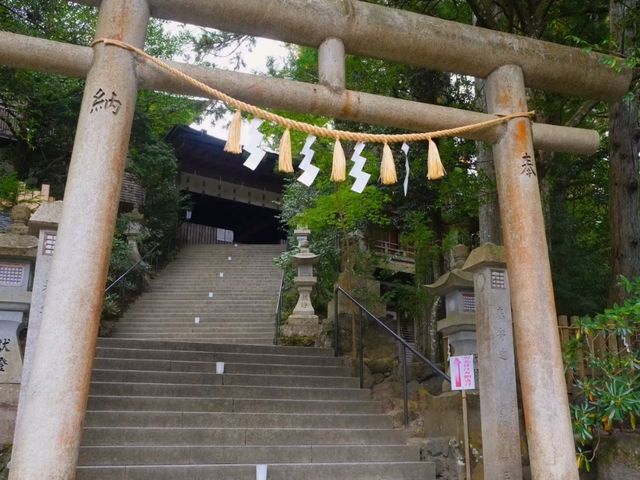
[463,243,523,480]
[19,201,62,394]
[0,205,38,442]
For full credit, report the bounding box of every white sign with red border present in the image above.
[449,355,475,391]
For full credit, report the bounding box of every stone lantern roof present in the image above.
[29,201,63,233]
[425,244,473,295]
[462,242,506,272]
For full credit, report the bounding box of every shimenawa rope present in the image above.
[91,38,534,182]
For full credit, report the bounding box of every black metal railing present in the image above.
[104,234,177,315]
[333,286,450,426]
[274,270,285,345]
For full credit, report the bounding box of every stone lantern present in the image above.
[123,206,145,264]
[0,205,38,442]
[425,244,476,360]
[282,227,321,338]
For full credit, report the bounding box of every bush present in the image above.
[564,277,640,471]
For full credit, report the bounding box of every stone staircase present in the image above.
[110,244,284,344]
[77,244,435,479]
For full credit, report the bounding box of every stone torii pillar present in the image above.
[9,1,150,478]
[486,65,578,479]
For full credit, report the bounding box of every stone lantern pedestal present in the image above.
[282,228,321,339]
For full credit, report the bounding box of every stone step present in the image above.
[96,338,332,357]
[117,338,274,345]
[84,411,392,429]
[127,301,276,307]
[89,382,369,401]
[123,311,275,316]
[113,324,273,331]
[87,395,381,414]
[126,295,276,301]
[95,348,343,367]
[110,333,275,342]
[77,461,435,480]
[78,444,418,466]
[91,369,358,388]
[112,325,274,333]
[80,427,405,446]
[92,358,351,377]
[149,275,281,281]
[119,312,275,323]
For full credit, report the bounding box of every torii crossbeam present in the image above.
[0,1,631,479]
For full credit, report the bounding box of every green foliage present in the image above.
[127,142,187,239]
[564,277,640,470]
[0,171,22,209]
[550,152,610,315]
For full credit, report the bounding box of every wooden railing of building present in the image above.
[180,222,234,246]
[370,240,415,262]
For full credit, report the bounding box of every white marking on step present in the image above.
[219,272,224,278]
[256,464,267,480]
[194,317,200,324]
[228,256,232,261]
[208,292,213,298]
[216,362,225,374]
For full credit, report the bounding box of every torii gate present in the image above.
[0,1,631,479]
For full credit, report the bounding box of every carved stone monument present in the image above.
[0,205,38,442]
[282,227,321,339]
[21,201,63,393]
[463,243,523,480]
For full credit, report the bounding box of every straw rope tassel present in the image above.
[380,143,398,185]
[278,129,294,173]
[427,139,446,180]
[331,139,347,182]
[224,111,243,154]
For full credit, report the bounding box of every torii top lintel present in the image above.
[74,0,631,102]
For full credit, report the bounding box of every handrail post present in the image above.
[274,271,284,346]
[359,306,365,389]
[119,279,125,315]
[333,289,340,357]
[401,344,409,426]
[274,301,280,346]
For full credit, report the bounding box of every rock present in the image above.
[366,356,395,375]
[407,380,421,396]
[597,432,640,480]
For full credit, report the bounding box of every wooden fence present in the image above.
[180,222,234,246]
[557,315,636,393]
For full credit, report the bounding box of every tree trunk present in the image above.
[608,0,640,305]
[472,10,503,245]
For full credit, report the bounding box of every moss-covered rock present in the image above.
[278,335,315,347]
[597,432,640,480]
[365,356,396,375]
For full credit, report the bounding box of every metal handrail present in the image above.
[104,232,177,317]
[104,244,160,294]
[334,286,450,426]
[274,270,285,345]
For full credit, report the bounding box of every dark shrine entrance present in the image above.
[188,193,283,244]
[166,125,286,244]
